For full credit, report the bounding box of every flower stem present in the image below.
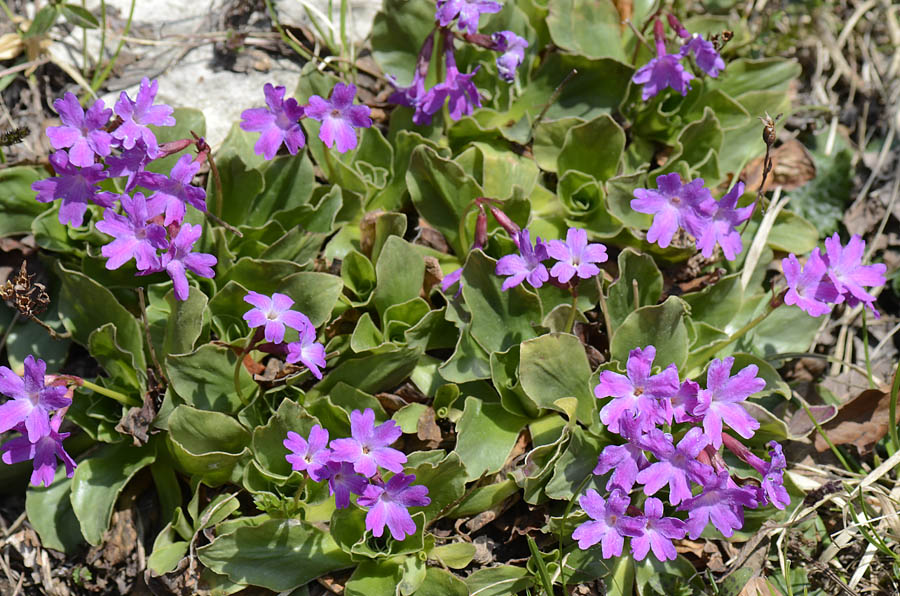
[321,145,337,181]
[558,472,593,590]
[564,287,579,334]
[79,379,140,407]
[233,330,259,405]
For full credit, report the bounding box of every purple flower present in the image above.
[571,488,644,557]
[636,427,716,505]
[422,40,481,121]
[783,249,840,317]
[545,228,608,284]
[138,154,207,226]
[106,141,154,192]
[304,83,372,153]
[242,291,313,345]
[112,77,175,157]
[1,413,76,487]
[671,379,701,424]
[286,323,327,380]
[160,223,217,301]
[329,409,406,477]
[492,31,528,82]
[823,234,886,316]
[631,173,713,249]
[495,229,549,290]
[694,182,754,261]
[746,441,790,510]
[594,441,648,492]
[388,31,436,126]
[0,355,71,442]
[630,497,687,562]
[31,150,113,227]
[680,35,725,77]
[284,425,332,481]
[693,357,764,448]
[240,83,306,160]
[435,0,502,34]
[95,192,168,271]
[596,346,680,434]
[46,93,112,167]
[632,21,694,100]
[321,461,368,509]
[357,473,431,540]
[677,470,758,538]
[441,268,463,297]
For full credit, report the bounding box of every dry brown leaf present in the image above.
[787,403,838,438]
[814,388,898,455]
[739,575,784,596]
[416,406,443,449]
[740,139,816,192]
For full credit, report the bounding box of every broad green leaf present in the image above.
[450,478,518,518]
[26,470,84,553]
[439,328,492,383]
[545,427,604,500]
[317,346,421,394]
[248,152,316,226]
[519,333,595,424]
[70,442,156,545]
[88,323,143,392]
[370,0,436,86]
[198,519,353,591]
[682,273,743,331]
[413,568,468,596]
[766,210,819,255]
[532,117,585,173]
[251,399,318,478]
[607,248,663,330]
[167,344,254,413]
[345,559,403,595]
[546,0,625,61]
[145,287,208,367]
[741,303,821,357]
[167,405,251,486]
[408,453,467,522]
[468,141,540,200]
[372,236,425,317]
[277,272,344,327]
[0,166,51,235]
[400,556,427,595]
[611,296,689,370]
[60,3,99,28]
[454,397,529,481]
[465,565,533,596]
[342,250,377,301]
[558,115,626,181]
[431,542,477,569]
[710,58,802,98]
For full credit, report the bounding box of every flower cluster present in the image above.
[633,15,726,101]
[783,233,887,318]
[496,227,608,290]
[574,346,789,562]
[240,82,372,158]
[33,80,217,301]
[632,173,753,260]
[242,291,327,379]
[284,409,430,540]
[0,356,76,487]
[388,3,528,125]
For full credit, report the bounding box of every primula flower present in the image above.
[139,154,207,225]
[671,379,701,423]
[46,92,112,167]
[680,35,725,77]
[545,228,608,284]
[106,141,154,192]
[321,461,368,509]
[572,488,644,557]
[441,268,463,297]
[284,425,332,481]
[823,233,886,316]
[595,346,680,434]
[0,355,71,442]
[422,42,482,122]
[594,441,648,492]
[2,413,76,487]
[285,323,327,380]
[304,83,372,153]
[746,441,790,510]
[693,357,764,448]
[160,223,217,301]
[112,77,175,157]
[96,192,168,271]
[240,83,306,160]
[782,249,840,317]
[242,291,313,345]
[630,497,687,562]
[631,173,712,248]
[632,20,694,100]
[358,473,431,540]
[435,0,501,34]
[495,229,549,290]
[694,181,754,261]
[492,31,528,82]
[32,150,114,227]
[678,470,758,538]
[329,409,406,477]
[388,31,435,126]
[636,427,716,505]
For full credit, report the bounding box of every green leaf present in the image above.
[465,565,533,596]
[408,453,467,522]
[24,4,59,37]
[546,0,625,60]
[413,568,468,596]
[277,272,344,327]
[766,210,819,255]
[450,478,518,518]
[370,0,436,86]
[88,323,144,391]
[167,405,251,486]
[0,166,51,235]
[533,118,584,173]
[70,442,156,545]
[251,399,318,478]
[60,4,99,28]
[345,559,403,595]
[341,250,376,301]
[372,236,425,317]
[167,344,254,413]
[439,328,492,383]
[611,296,689,370]
[607,248,663,330]
[146,108,206,174]
[682,273,743,331]
[26,470,84,553]
[431,542,476,569]
[317,346,422,394]
[198,519,353,591]
[248,152,316,226]
[558,115,626,181]
[400,556,427,595]
[519,333,595,424]
[462,250,542,353]
[467,141,541,201]
[454,397,529,481]
[545,427,604,500]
